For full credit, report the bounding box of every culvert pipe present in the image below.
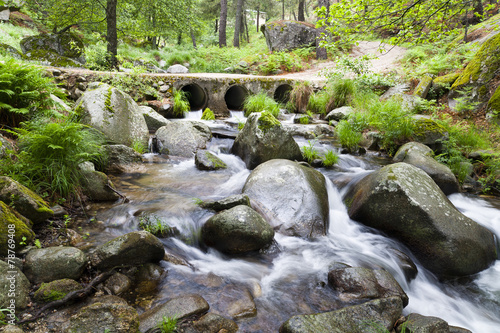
[181,83,208,110]
[224,85,248,111]
[274,84,293,104]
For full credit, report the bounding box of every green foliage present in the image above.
[257,51,303,75]
[336,120,363,153]
[105,67,158,102]
[0,58,64,128]
[132,140,147,154]
[243,92,280,118]
[322,150,339,167]
[172,89,190,117]
[85,39,110,71]
[158,316,177,333]
[201,108,216,120]
[287,81,314,113]
[328,79,355,109]
[0,22,37,51]
[307,90,331,115]
[138,214,173,238]
[1,120,105,199]
[301,140,321,164]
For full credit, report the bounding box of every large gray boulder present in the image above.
[103,144,143,174]
[0,176,54,224]
[328,266,408,307]
[78,162,120,202]
[139,294,209,332]
[90,231,165,270]
[20,32,85,64]
[280,297,403,333]
[242,159,329,238]
[75,83,149,147]
[262,20,317,52]
[325,106,354,122]
[345,163,497,278]
[393,142,459,195]
[166,64,189,73]
[24,246,87,284]
[232,112,303,169]
[138,105,170,131]
[201,205,274,254]
[155,121,212,157]
[0,260,30,310]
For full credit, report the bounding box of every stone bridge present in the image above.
[56,69,325,117]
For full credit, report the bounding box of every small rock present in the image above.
[195,150,227,171]
[34,279,82,303]
[104,272,132,296]
[199,194,251,211]
[166,64,189,74]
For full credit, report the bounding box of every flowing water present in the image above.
[88,123,500,332]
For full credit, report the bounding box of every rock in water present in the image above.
[345,162,497,278]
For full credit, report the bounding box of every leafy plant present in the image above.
[201,108,216,120]
[138,214,174,238]
[322,150,339,167]
[327,78,355,109]
[307,90,331,115]
[243,92,280,118]
[301,140,321,163]
[132,140,147,154]
[172,89,190,117]
[336,120,363,153]
[158,315,177,333]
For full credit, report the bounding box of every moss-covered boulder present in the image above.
[33,279,82,303]
[486,85,500,124]
[345,163,497,278]
[0,176,53,224]
[20,32,85,64]
[430,72,460,99]
[23,49,84,68]
[78,162,121,201]
[232,112,303,169]
[280,297,403,333]
[0,201,35,255]
[393,142,459,195]
[0,42,23,59]
[0,260,31,310]
[155,120,212,158]
[412,117,448,153]
[76,83,149,147]
[413,75,433,99]
[262,20,317,52]
[201,205,274,254]
[242,159,329,238]
[195,150,227,171]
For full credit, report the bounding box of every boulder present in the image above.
[78,162,120,201]
[103,144,143,174]
[138,105,170,131]
[0,134,14,158]
[328,266,408,307]
[195,150,227,170]
[90,231,165,270]
[242,159,329,238]
[155,121,212,157]
[283,123,336,139]
[0,42,23,59]
[210,284,257,319]
[412,117,448,153]
[486,85,500,124]
[393,142,459,195]
[192,313,238,333]
[0,176,54,224]
[166,64,189,73]
[232,112,303,169]
[20,32,85,64]
[67,298,139,333]
[401,313,449,333]
[133,263,165,295]
[325,106,354,122]
[75,83,149,147]
[261,20,317,52]
[280,297,403,333]
[345,163,497,278]
[139,294,209,332]
[0,201,35,255]
[413,75,433,99]
[200,194,251,212]
[0,260,30,310]
[201,205,274,254]
[104,272,132,296]
[33,279,82,303]
[24,246,87,284]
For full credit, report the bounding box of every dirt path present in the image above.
[279,41,407,81]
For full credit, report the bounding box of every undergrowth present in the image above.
[243,92,280,118]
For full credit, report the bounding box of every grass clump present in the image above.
[201,108,216,120]
[287,81,314,113]
[327,79,355,110]
[172,89,190,117]
[243,92,280,118]
[307,90,331,115]
[322,150,339,167]
[158,315,177,333]
[301,140,321,164]
[138,214,174,238]
[336,120,363,153]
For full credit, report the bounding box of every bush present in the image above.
[336,120,363,152]
[327,79,355,110]
[172,89,190,117]
[201,108,216,120]
[85,40,109,70]
[287,81,314,113]
[307,90,331,115]
[243,92,280,118]
[322,150,339,167]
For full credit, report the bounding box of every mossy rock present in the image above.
[258,111,281,133]
[412,117,448,152]
[20,32,85,62]
[0,201,35,256]
[0,42,24,59]
[429,72,461,99]
[34,279,82,303]
[487,85,500,122]
[201,108,216,120]
[25,49,84,68]
[413,75,433,99]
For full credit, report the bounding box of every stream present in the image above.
[85,116,500,332]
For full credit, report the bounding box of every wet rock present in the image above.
[400,313,449,333]
[294,114,313,124]
[232,112,303,169]
[389,249,418,282]
[243,159,329,238]
[449,326,473,333]
[79,162,121,202]
[201,205,274,254]
[138,105,170,131]
[212,285,257,319]
[283,123,336,139]
[0,176,54,224]
[195,150,227,171]
[104,272,132,296]
[280,296,403,333]
[328,266,409,307]
[200,194,251,212]
[139,294,209,332]
[0,201,35,255]
[91,231,165,271]
[103,144,143,174]
[134,263,165,295]
[325,106,354,122]
[34,279,82,303]
[166,64,189,73]
[345,163,497,278]
[393,142,459,195]
[262,20,317,52]
[192,313,238,333]
[67,297,139,333]
[155,121,212,157]
[76,83,149,147]
[24,246,87,284]
[0,260,30,310]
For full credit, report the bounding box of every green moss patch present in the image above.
[34,279,82,303]
[258,111,281,133]
[0,201,35,256]
[487,85,500,116]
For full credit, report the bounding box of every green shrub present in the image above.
[307,90,331,115]
[201,108,216,120]
[322,150,339,167]
[172,89,190,117]
[257,51,303,75]
[336,120,363,152]
[243,92,280,118]
[158,315,177,333]
[288,81,314,113]
[328,79,355,109]
[85,40,110,70]
[301,140,321,163]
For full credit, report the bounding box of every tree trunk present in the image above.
[177,32,182,45]
[191,29,197,49]
[316,0,329,60]
[244,12,249,42]
[282,0,285,20]
[298,0,305,21]
[233,0,244,47]
[256,5,260,32]
[215,19,218,33]
[219,0,227,47]
[106,0,118,69]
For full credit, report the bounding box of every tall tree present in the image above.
[106,0,118,68]
[219,0,227,47]
[316,0,328,59]
[298,0,305,21]
[233,0,244,47]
